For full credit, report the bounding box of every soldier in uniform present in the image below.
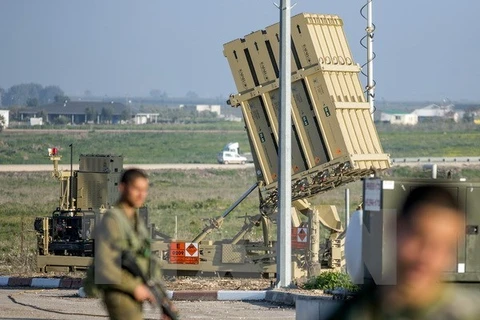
[88,168,176,320]
[327,185,480,320]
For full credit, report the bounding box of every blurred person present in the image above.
[83,168,176,320]
[327,184,480,320]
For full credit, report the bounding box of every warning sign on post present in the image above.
[292,227,308,249]
[364,179,382,211]
[169,242,200,264]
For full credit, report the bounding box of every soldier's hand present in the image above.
[133,284,155,303]
[161,302,178,320]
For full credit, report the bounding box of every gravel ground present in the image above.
[1,271,330,295]
[0,288,295,320]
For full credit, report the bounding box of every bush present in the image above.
[303,271,359,292]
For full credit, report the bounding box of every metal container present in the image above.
[361,177,480,283]
[76,172,121,210]
[79,154,123,173]
[223,13,390,208]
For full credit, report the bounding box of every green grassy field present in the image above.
[2,122,480,273]
[2,165,480,274]
[1,123,480,165]
[0,130,250,164]
[0,168,365,274]
[9,121,246,132]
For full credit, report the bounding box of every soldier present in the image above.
[85,168,176,320]
[327,185,480,320]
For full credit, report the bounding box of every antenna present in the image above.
[69,143,74,210]
[361,0,376,119]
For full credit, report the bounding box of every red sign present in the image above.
[169,242,199,264]
[186,243,198,257]
[292,227,308,249]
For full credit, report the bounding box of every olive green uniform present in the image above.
[326,284,480,320]
[91,205,158,320]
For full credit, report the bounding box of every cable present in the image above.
[360,0,377,115]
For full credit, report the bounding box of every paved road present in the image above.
[391,157,480,164]
[0,288,294,320]
[5,128,245,134]
[0,163,255,172]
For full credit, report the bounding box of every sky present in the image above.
[0,0,479,102]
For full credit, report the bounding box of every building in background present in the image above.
[179,104,221,116]
[30,117,43,126]
[389,113,418,125]
[18,101,129,124]
[412,104,459,122]
[133,113,159,124]
[375,111,418,125]
[0,109,9,128]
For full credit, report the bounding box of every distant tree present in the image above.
[121,108,131,121]
[463,111,475,123]
[85,107,98,122]
[185,91,199,100]
[39,86,64,105]
[8,106,21,121]
[26,98,39,107]
[54,95,70,103]
[0,87,4,106]
[38,110,48,122]
[150,89,168,99]
[0,114,5,132]
[53,115,69,125]
[3,83,43,106]
[199,110,217,119]
[101,106,114,123]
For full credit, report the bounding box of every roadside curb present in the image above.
[0,276,83,289]
[0,276,338,307]
[0,277,270,301]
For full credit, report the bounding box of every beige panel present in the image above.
[223,39,257,92]
[264,23,298,72]
[266,89,308,174]
[361,109,384,153]
[244,97,279,184]
[349,72,366,102]
[349,109,369,154]
[291,13,321,68]
[307,73,349,157]
[291,80,330,166]
[355,109,376,154]
[243,31,278,85]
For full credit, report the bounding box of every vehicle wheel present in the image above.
[241,161,245,165]
[224,161,229,165]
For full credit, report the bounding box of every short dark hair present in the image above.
[120,168,148,185]
[399,185,462,222]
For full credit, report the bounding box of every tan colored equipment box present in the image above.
[223,13,390,207]
[76,172,121,209]
[79,154,123,173]
[362,178,480,283]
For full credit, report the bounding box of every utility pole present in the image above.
[276,0,292,288]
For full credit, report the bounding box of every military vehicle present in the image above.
[35,12,390,278]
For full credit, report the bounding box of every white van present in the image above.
[217,151,247,164]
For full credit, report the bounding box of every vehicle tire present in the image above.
[241,161,245,165]
[224,161,229,165]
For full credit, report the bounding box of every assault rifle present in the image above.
[121,251,179,320]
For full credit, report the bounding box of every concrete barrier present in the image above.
[217,290,266,301]
[295,295,342,320]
